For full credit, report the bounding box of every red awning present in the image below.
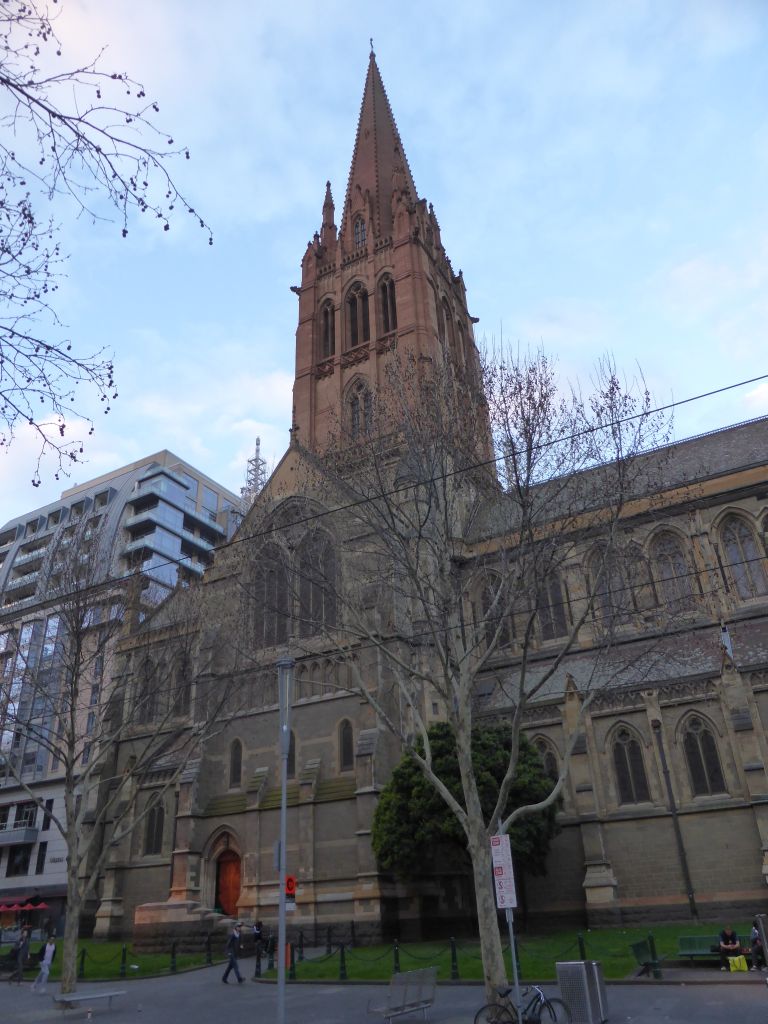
[19,903,36,911]
[0,904,11,912]
[34,901,50,910]
[9,904,23,911]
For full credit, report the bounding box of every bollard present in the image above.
[253,945,262,979]
[289,942,296,981]
[298,930,304,963]
[170,940,177,974]
[78,948,86,980]
[119,944,127,979]
[450,937,459,980]
[648,931,662,980]
[577,932,586,960]
[393,939,400,974]
[205,933,212,966]
[339,943,347,982]
[267,934,275,972]
[326,926,332,956]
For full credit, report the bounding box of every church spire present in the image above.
[320,180,336,248]
[341,52,418,244]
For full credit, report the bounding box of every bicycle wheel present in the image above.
[474,1003,517,1024]
[534,997,572,1024]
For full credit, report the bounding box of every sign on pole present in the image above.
[490,833,517,910]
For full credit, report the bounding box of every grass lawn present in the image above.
[0,939,216,982]
[1,920,749,983]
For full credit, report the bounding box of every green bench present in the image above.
[630,938,665,978]
[678,936,751,965]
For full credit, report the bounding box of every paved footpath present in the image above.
[4,966,768,1024]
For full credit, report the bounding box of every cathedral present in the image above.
[90,54,768,946]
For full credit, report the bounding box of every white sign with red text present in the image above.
[490,833,517,910]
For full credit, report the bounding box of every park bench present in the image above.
[630,939,665,978]
[368,967,438,1024]
[52,989,126,1012]
[677,936,753,964]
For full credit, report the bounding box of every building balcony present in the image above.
[1,594,37,612]
[0,825,39,847]
[13,546,48,567]
[5,570,39,591]
[181,530,214,553]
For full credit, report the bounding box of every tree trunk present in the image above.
[467,826,507,1002]
[61,858,82,993]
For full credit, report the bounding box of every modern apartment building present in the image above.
[0,452,239,927]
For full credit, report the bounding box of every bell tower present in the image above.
[291,51,488,455]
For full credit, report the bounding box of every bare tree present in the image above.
[0,1,210,481]
[0,513,243,993]
[243,346,684,999]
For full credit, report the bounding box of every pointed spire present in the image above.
[320,180,336,248]
[342,52,418,243]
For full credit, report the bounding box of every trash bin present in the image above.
[555,960,609,1024]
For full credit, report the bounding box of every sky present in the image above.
[0,0,766,524]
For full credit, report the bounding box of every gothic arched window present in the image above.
[297,533,337,637]
[378,274,397,335]
[538,572,569,640]
[651,531,695,611]
[320,300,335,359]
[481,578,513,651]
[353,217,366,248]
[339,719,354,772]
[171,657,191,717]
[683,715,726,796]
[534,738,559,783]
[287,730,296,780]
[229,739,243,789]
[347,379,373,440]
[136,660,159,724]
[346,283,370,348]
[612,728,650,804]
[720,515,768,600]
[144,800,164,856]
[254,543,290,648]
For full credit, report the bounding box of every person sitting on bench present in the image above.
[719,925,741,970]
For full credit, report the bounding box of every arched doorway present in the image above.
[215,849,241,917]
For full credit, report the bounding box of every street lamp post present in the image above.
[276,655,295,1024]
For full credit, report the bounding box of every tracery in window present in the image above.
[612,727,650,804]
[253,543,290,648]
[353,217,366,248]
[320,300,335,359]
[378,274,397,335]
[287,730,296,779]
[346,283,370,348]
[144,800,164,856]
[682,715,726,796]
[538,572,569,640]
[339,719,354,772]
[229,739,242,789]
[347,379,374,440]
[171,657,191,717]
[651,531,695,611]
[589,544,655,626]
[534,738,559,783]
[480,578,513,651]
[297,533,337,637]
[135,660,159,724]
[720,515,768,600]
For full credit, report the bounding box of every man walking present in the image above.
[31,936,56,993]
[8,926,30,984]
[222,923,244,984]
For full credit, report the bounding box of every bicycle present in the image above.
[474,983,572,1024]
